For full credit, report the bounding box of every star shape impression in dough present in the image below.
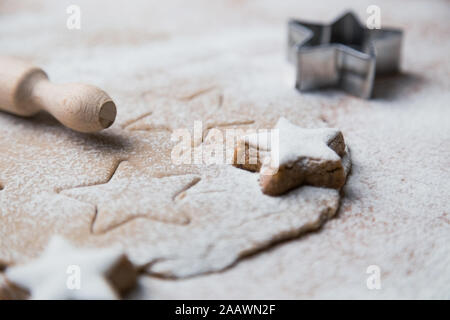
[234,117,350,195]
[61,161,201,234]
[5,236,137,299]
[288,11,402,98]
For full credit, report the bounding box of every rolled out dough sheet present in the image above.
[0,0,449,299]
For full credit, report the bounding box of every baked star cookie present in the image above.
[234,117,351,195]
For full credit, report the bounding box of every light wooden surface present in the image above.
[0,0,449,299]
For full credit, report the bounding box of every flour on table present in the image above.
[0,0,352,289]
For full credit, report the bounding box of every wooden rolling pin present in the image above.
[0,56,116,132]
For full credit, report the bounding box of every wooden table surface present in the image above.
[0,0,449,299]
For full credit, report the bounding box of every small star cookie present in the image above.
[234,117,350,195]
[5,236,137,299]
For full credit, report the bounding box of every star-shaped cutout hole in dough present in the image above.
[61,161,201,234]
[5,236,136,299]
[234,117,350,195]
[120,84,260,147]
[123,86,223,138]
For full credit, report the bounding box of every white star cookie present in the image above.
[5,236,137,299]
[234,117,350,195]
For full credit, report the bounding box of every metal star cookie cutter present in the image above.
[287,11,403,99]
